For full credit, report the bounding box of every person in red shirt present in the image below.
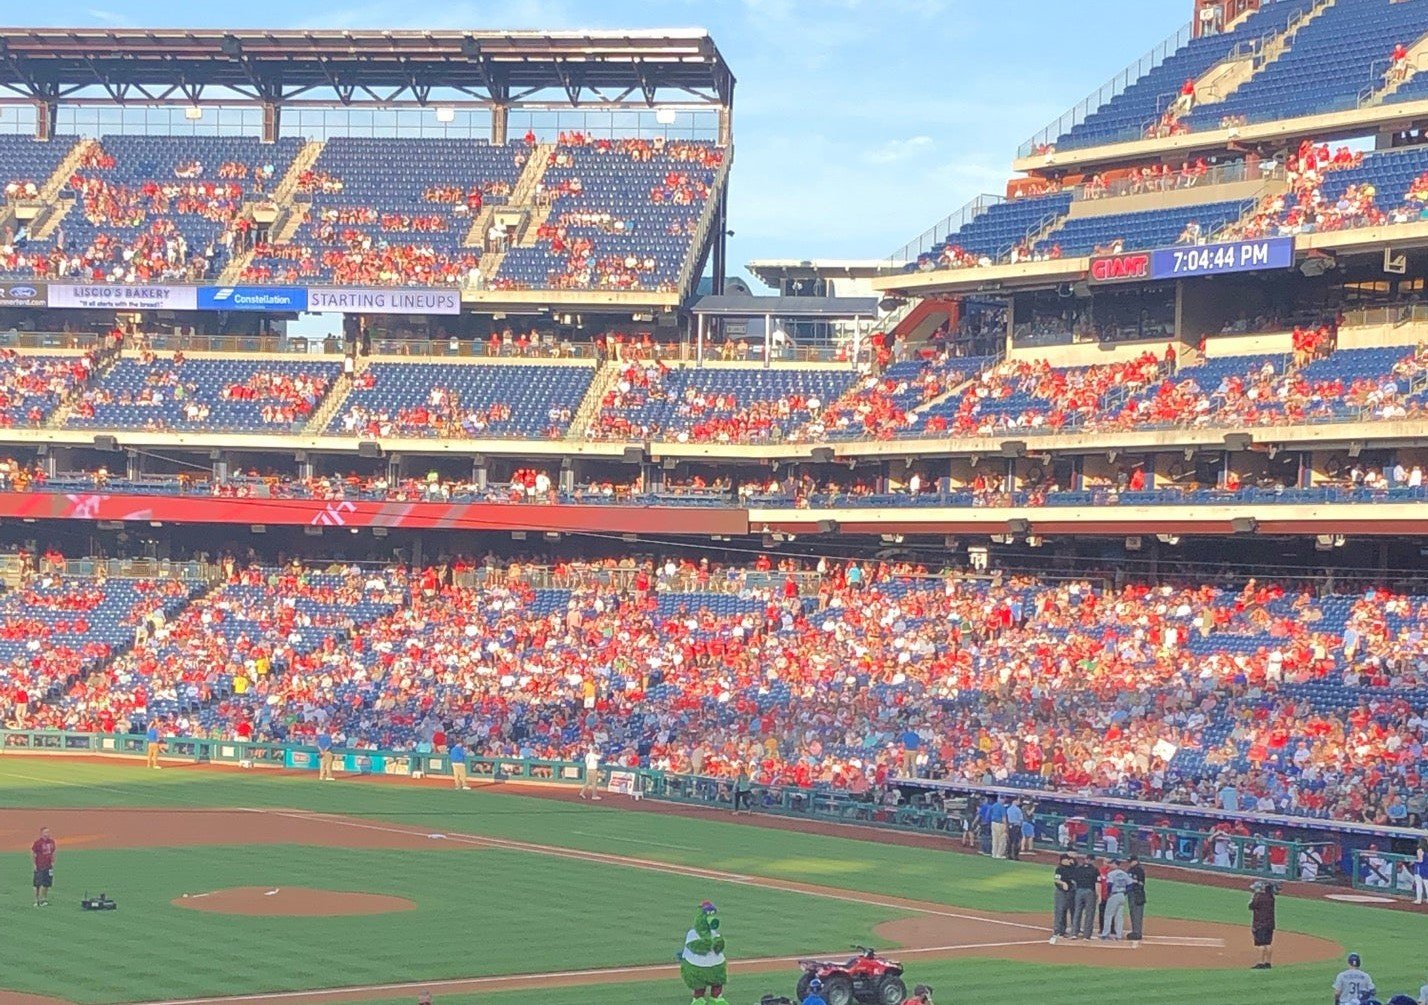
[32,826,56,906]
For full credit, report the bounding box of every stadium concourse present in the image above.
[1,556,1425,831]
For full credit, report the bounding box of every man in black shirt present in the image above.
[1050,852,1075,943]
[1126,855,1147,943]
[1071,853,1099,940]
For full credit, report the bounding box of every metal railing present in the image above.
[888,193,1005,266]
[0,553,220,583]
[1349,848,1420,897]
[1341,303,1428,328]
[0,330,103,351]
[1019,21,1195,158]
[1070,159,1284,203]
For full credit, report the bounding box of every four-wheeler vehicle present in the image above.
[795,946,907,1005]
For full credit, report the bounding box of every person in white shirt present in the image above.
[580,747,602,801]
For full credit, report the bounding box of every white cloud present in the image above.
[85,8,131,25]
[863,135,933,165]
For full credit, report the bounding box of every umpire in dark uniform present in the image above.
[1126,854,1147,943]
[1050,852,1075,943]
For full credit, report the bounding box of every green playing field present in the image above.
[0,759,1419,1005]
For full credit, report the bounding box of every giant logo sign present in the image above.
[1089,253,1151,284]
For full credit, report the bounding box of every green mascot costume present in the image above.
[679,900,727,1005]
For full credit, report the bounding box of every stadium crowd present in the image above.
[4,553,1426,828]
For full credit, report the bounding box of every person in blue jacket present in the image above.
[801,978,827,1005]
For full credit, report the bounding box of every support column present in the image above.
[717,106,733,147]
[491,104,509,146]
[261,101,281,144]
[696,313,705,367]
[34,95,58,141]
[473,456,488,491]
[763,312,771,367]
[710,192,727,295]
[851,319,863,369]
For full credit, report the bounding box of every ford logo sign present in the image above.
[8,286,36,298]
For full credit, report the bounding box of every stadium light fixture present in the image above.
[185,106,203,120]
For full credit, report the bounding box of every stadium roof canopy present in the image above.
[0,28,735,110]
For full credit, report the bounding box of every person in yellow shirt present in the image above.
[232,672,249,696]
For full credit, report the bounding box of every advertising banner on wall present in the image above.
[0,282,47,308]
[307,287,462,315]
[196,286,309,312]
[47,284,199,311]
[0,490,751,535]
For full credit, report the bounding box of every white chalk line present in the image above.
[261,808,1052,936]
[130,940,1051,1005]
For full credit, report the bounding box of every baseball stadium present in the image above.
[0,3,1427,1005]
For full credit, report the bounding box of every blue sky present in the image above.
[0,0,1189,283]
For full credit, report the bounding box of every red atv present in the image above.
[795,946,907,1005]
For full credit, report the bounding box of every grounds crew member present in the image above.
[1005,799,1024,861]
[449,737,470,790]
[1126,854,1147,943]
[1049,852,1075,943]
[1334,954,1376,1005]
[32,826,55,907]
[989,796,1008,858]
[316,731,335,781]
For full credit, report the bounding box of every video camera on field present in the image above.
[80,892,116,911]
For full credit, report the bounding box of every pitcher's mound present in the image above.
[173,886,416,916]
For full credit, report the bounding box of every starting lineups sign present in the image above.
[38,283,462,315]
[307,287,461,316]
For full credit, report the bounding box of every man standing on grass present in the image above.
[449,737,470,790]
[145,720,163,769]
[581,746,602,801]
[1005,799,1024,861]
[32,826,55,907]
[316,731,335,782]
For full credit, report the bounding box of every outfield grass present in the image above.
[0,759,1421,1005]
